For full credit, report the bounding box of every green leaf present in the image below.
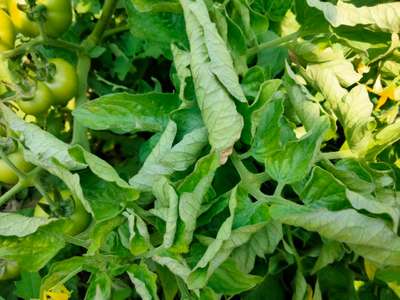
[243,275,285,300]
[317,264,357,300]
[270,200,400,266]
[80,171,136,221]
[184,0,246,103]
[129,121,208,192]
[250,97,295,163]
[207,258,263,295]
[286,84,321,132]
[152,177,179,248]
[125,0,187,47]
[346,190,400,232]
[0,104,85,170]
[339,85,374,152]
[0,213,55,237]
[87,217,125,255]
[120,209,152,256]
[85,272,112,300]
[127,264,160,300]
[69,145,138,192]
[173,152,219,252]
[299,166,348,210]
[72,93,181,134]
[265,117,329,184]
[40,256,86,296]
[306,0,400,33]
[155,265,178,300]
[131,0,181,13]
[188,187,269,289]
[0,224,65,272]
[180,0,244,161]
[366,119,400,160]
[311,240,344,274]
[171,44,191,101]
[293,269,307,300]
[15,272,41,300]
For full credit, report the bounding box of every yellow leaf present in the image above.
[364,259,377,280]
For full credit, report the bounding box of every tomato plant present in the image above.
[1,0,400,299]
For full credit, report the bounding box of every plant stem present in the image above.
[1,37,82,59]
[319,150,356,161]
[71,0,118,148]
[86,0,119,46]
[287,228,303,272]
[103,24,130,39]
[0,181,25,206]
[71,53,91,149]
[0,148,27,179]
[274,182,285,197]
[247,31,301,57]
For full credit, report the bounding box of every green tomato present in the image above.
[17,81,53,115]
[0,260,19,281]
[45,58,78,105]
[0,9,15,51]
[0,150,33,184]
[34,191,91,236]
[8,0,72,37]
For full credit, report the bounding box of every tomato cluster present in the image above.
[0,0,78,116]
[16,58,79,115]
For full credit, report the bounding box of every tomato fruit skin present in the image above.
[45,58,78,105]
[0,260,19,281]
[34,191,91,236]
[8,0,72,37]
[0,9,15,51]
[0,151,33,184]
[17,81,53,115]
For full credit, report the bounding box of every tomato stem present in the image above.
[1,37,82,58]
[86,0,119,46]
[0,148,27,179]
[71,53,90,149]
[319,150,356,160]
[0,180,25,206]
[103,24,130,39]
[71,0,119,148]
[247,31,301,57]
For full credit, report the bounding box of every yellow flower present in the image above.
[367,84,397,110]
[42,284,70,300]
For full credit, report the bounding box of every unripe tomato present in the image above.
[34,191,91,236]
[8,0,72,37]
[0,9,15,51]
[0,260,19,281]
[0,150,33,184]
[17,81,53,115]
[45,58,78,105]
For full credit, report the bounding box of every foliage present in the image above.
[0,0,400,299]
